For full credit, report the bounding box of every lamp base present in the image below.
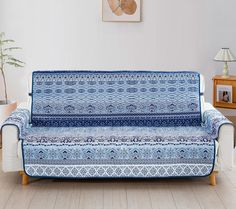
[222,62,229,78]
[222,74,230,78]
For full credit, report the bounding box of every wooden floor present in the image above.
[1,162,236,208]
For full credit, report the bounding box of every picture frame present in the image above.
[102,0,141,22]
[216,84,233,103]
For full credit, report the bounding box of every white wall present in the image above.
[1,0,236,114]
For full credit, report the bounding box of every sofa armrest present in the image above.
[1,108,31,138]
[1,108,30,172]
[202,103,232,138]
[18,102,31,111]
[203,102,234,170]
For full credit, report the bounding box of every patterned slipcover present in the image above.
[31,71,202,127]
[1,71,232,179]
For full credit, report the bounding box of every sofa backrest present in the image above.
[31,71,202,127]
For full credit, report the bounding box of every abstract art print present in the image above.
[102,0,141,22]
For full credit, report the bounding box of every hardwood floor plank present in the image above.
[103,182,128,209]
[148,181,177,209]
[170,181,202,209]
[53,182,82,209]
[213,172,236,209]
[78,182,104,209]
[0,172,19,209]
[28,180,59,209]
[126,182,152,209]
[67,182,82,209]
[4,182,37,209]
[223,169,236,188]
[191,182,226,209]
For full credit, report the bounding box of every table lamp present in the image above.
[214,48,236,78]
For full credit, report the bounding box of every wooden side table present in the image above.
[213,75,236,109]
[213,76,236,159]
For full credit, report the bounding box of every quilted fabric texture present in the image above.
[202,109,232,138]
[31,71,201,127]
[23,125,215,178]
[3,70,230,179]
[2,102,231,178]
[0,108,31,136]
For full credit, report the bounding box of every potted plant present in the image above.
[0,32,24,124]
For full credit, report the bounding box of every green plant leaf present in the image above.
[4,47,22,51]
[0,32,5,38]
[0,33,25,71]
[8,57,25,64]
[1,39,15,43]
[6,61,24,68]
[0,54,9,58]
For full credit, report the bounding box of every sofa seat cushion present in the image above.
[21,126,216,178]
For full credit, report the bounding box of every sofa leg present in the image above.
[209,171,218,186]
[19,171,29,185]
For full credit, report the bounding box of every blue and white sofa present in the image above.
[1,71,234,185]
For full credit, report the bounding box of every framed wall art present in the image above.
[216,84,233,103]
[102,0,141,22]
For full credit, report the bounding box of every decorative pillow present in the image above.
[31,71,201,127]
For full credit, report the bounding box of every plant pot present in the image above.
[0,100,17,125]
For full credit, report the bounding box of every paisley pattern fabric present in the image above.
[31,71,201,127]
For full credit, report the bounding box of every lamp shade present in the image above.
[214,48,236,62]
